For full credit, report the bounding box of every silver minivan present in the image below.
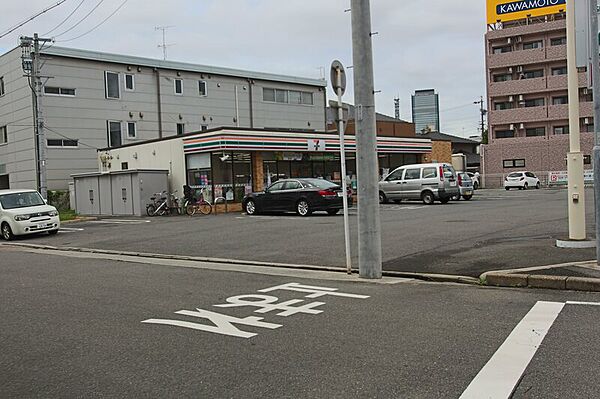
[378,163,459,205]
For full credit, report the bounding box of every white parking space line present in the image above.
[58,227,84,233]
[90,220,151,225]
[460,301,565,399]
[566,301,600,306]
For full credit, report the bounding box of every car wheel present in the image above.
[523,183,529,190]
[327,209,339,215]
[296,199,312,216]
[421,191,435,205]
[1,223,15,241]
[440,197,450,204]
[245,199,257,215]
[393,199,402,204]
[505,187,510,191]
[462,195,473,201]
[48,229,58,235]
[451,194,461,201]
[473,182,479,190]
[536,182,540,189]
[379,191,388,204]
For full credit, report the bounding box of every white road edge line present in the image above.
[59,227,84,231]
[460,301,565,399]
[566,301,600,306]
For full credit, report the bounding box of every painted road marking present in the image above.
[142,282,369,338]
[90,219,151,225]
[461,300,600,399]
[59,227,84,232]
[460,301,564,399]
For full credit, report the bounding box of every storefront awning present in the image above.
[183,129,432,155]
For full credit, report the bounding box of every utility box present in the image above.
[72,169,169,216]
[451,153,467,173]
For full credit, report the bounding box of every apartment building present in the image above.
[482,11,595,187]
[0,46,326,190]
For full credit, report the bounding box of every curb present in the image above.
[483,272,600,292]
[4,242,481,286]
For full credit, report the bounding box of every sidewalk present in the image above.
[481,260,600,291]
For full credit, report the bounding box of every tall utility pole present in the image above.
[474,96,487,136]
[566,0,587,240]
[21,33,52,199]
[155,26,174,60]
[351,0,382,279]
[589,0,600,262]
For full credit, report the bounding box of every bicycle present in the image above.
[147,191,179,216]
[183,185,212,216]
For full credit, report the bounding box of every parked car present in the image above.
[504,171,541,190]
[466,172,480,190]
[242,178,353,217]
[0,189,60,240]
[452,172,474,201]
[379,163,459,205]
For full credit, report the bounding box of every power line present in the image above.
[52,0,105,38]
[0,0,67,39]
[43,0,87,36]
[57,0,128,42]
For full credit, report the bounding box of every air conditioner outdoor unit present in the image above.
[583,88,589,95]
[519,123,525,129]
[517,36,523,43]
[509,95,514,102]
[508,37,512,44]
[518,94,524,101]
[510,124,515,130]
[517,66,523,73]
[508,67,513,73]
[585,117,590,124]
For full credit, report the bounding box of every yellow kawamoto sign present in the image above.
[487,0,566,24]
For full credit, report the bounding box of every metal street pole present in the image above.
[567,0,587,240]
[351,0,382,279]
[334,66,352,274]
[589,0,600,262]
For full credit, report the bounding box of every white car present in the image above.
[504,171,541,190]
[0,189,60,240]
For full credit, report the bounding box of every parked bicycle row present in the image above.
[145,185,215,217]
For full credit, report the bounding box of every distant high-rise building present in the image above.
[412,89,440,134]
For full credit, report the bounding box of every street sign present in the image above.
[330,60,346,96]
[486,0,566,24]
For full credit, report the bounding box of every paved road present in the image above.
[1,245,600,398]
[10,188,597,277]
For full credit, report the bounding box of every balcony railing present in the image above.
[488,106,548,125]
[488,47,546,69]
[489,77,546,97]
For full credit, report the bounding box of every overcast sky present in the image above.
[1,0,487,138]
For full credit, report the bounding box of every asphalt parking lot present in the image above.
[13,188,598,277]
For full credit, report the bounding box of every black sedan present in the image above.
[242,178,353,216]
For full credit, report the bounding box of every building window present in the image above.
[198,80,207,96]
[551,66,567,76]
[522,70,544,79]
[44,86,76,96]
[523,40,543,50]
[584,155,592,165]
[552,96,568,105]
[554,125,569,135]
[176,123,185,136]
[127,122,136,139]
[493,73,513,82]
[551,37,567,46]
[581,118,595,132]
[0,76,4,96]
[492,45,512,54]
[107,121,122,148]
[263,88,275,102]
[47,138,78,147]
[201,124,208,131]
[124,74,135,91]
[105,71,120,99]
[174,79,183,95]
[503,159,525,168]
[275,89,288,103]
[494,101,513,110]
[301,92,313,105]
[121,162,129,170]
[263,88,313,105]
[523,98,544,107]
[525,127,545,137]
[495,129,514,139]
[0,126,7,144]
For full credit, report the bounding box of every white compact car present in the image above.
[504,171,541,190]
[0,189,60,240]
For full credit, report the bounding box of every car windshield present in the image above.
[460,173,472,181]
[508,172,522,178]
[0,192,45,210]
[300,179,339,189]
